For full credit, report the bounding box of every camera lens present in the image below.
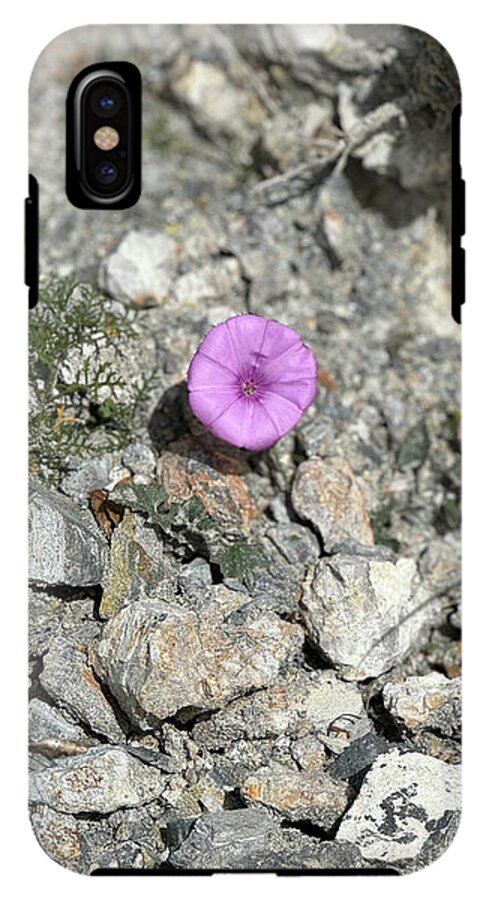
[90,84,122,118]
[95,161,119,185]
[98,95,115,111]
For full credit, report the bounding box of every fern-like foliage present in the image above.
[29,278,157,483]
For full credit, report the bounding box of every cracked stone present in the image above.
[336,748,461,868]
[30,747,167,814]
[242,765,353,830]
[99,510,176,618]
[382,673,461,762]
[91,594,303,728]
[29,480,108,587]
[168,807,365,870]
[192,669,367,755]
[292,456,374,551]
[60,454,114,499]
[40,635,125,742]
[156,438,258,536]
[300,554,433,680]
[122,442,157,478]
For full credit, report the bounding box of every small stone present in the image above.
[382,674,461,762]
[30,747,166,814]
[291,456,374,551]
[398,419,430,471]
[170,776,226,817]
[156,439,258,536]
[296,416,334,457]
[60,455,113,498]
[29,699,97,757]
[266,522,320,567]
[300,554,431,680]
[329,732,393,781]
[242,765,353,830]
[170,60,265,144]
[29,480,108,586]
[99,510,174,618]
[40,636,125,742]
[30,805,82,869]
[173,258,243,307]
[168,807,364,870]
[336,749,461,867]
[99,229,179,306]
[192,669,366,756]
[290,734,327,771]
[122,442,156,478]
[91,595,303,728]
[177,557,213,591]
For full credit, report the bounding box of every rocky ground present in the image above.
[28,25,461,873]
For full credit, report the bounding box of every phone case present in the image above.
[28,24,462,875]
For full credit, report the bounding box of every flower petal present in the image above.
[188,388,240,428]
[204,395,257,448]
[222,315,269,376]
[188,350,238,391]
[255,318,302,366]
[260,342,317,390]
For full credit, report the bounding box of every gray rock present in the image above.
[168,58,266,149]
[29,699,97,756]
[30,801,165,872]
[329,732,394,781]
[382,674,461,762]
[60,454,113,498]
[169,807,364,870]
[122,442,156,477]
[99,509,177,619]
[30,747,167,814]
[91,595,303,728]
[29,587,101,661]
[300,554,432,680]
[292,456,374,551]
[336,749,461,868]
[29,480,107,586]
[99,229,179,305]
[192,669,367,756]
[40,636,125,742]
[242,765,353,830]
[177,557,213,590]
[30,805,85,871]
[266,522,320,567]
[383,674,461,736]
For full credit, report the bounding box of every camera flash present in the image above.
[93,126,120,151]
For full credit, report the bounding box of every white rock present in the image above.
[336,749,461,864]
[30,747,166,814]
[99,230,179,305]
[300,554,431,680]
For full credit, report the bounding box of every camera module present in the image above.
[67,62,141,208]
[95,161,119,184]
[90,85,122,118]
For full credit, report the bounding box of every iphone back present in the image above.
[28,24,462,874]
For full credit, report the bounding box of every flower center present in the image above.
[241,379,257,397]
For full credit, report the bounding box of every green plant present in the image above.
[113,482,268,580]
[29,278,156,482]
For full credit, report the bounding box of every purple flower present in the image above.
[187,314,317,451]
